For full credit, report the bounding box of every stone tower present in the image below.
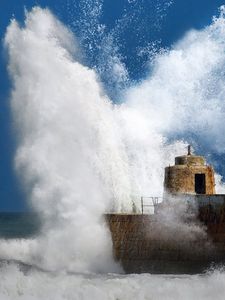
[164,146,215,195]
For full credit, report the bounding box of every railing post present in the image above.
[140,196,162,215]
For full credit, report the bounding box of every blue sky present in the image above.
[0,0,225,211]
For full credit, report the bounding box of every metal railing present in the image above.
[141,196,162,214]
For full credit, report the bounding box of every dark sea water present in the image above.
[0,212,40,239]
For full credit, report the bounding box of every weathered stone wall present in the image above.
[106,197,225,273]
[164,165,215,194]
[197,195,225,251]
[175,155,205,166]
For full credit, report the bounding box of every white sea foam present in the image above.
[0,262,224,300]
[2,4,225,296]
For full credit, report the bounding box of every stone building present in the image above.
[164,146,215,195]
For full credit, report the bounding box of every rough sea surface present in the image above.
[0,213,224,300]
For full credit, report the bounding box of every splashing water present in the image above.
[0,263,224,300]
[2,4,225,298]
[5,7,128,273]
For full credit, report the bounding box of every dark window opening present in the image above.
[195,174,206,194]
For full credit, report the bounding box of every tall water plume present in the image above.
[5,7,131,272]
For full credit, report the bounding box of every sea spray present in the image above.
[123,6,225,157]
[5,7,130,272]
[0,262,224,300]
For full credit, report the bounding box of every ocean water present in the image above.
[0,213,224,300]
[0,264,225,300]
[0,213,40,239]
